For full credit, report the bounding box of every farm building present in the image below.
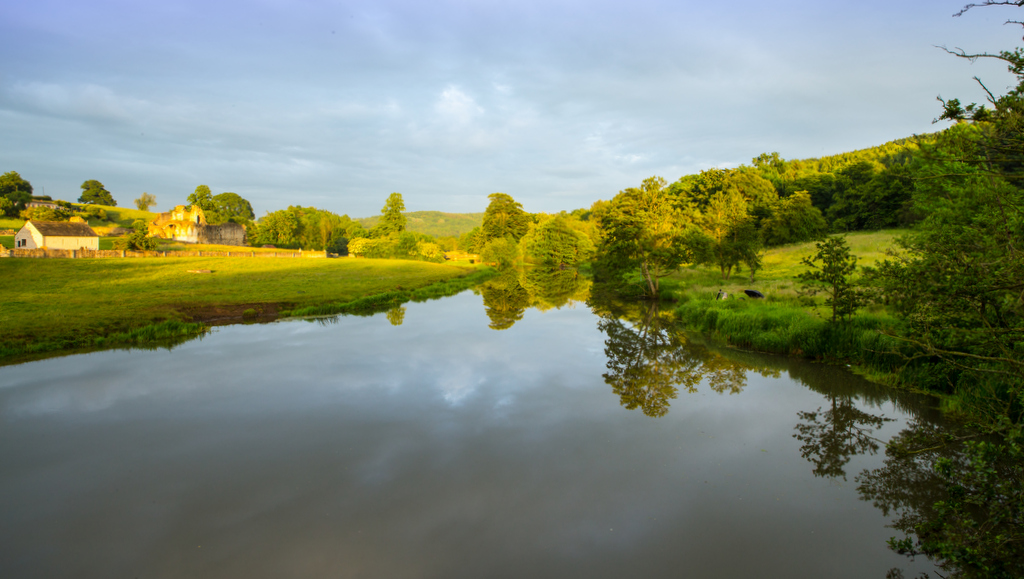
[15,219,99,250]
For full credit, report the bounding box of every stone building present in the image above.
[15,219,99,250]
[148,205,247,246]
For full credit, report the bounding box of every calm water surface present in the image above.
[0,287,942,578]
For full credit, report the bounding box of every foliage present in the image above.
[798,236,864,323]
[249,206,363,250]
[0,171,33,215]
[79,180,116,206]
[20,206,71,222]
[520,213,595,267]
[81,205,108,221]
[115,219,160,251]
[482,193,530,243]
[376,192,407,236]
[594,176,706,298]
[357,211,483,238]
[480,236,520,267]
[211,192,254,224]
[187,185,214,211]
[760,191,828,246]
[870,3,1024,423]
[857,422,1024,579]
[134,192,157,211]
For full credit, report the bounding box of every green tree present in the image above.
[187,185,214,211]
[798,236,863,323]
[0,171,33,214]
[211,192,254,224]
[134,192,157,211]
[482,193,530,242]
[115,219,160,251]
[376,192,406,235]
[520,213,595,267]
[79,180,116,206]
[699,188,752,279]
[761,191,828,246]
[594,176,706,298]
[20,206,70,222]
[480,236,520,267]
[871,3,1024,418]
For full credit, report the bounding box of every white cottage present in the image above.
[15,220,99,250]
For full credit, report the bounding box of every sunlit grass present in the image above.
[0,257,481,360]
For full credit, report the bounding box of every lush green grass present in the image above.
[659,230,919,384]
[0,217,23,231]
[0,257,482,361]
[0,235,12,249]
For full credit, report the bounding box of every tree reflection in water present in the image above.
[386,306,406,326]
[596,301,776,417]
[793,395,894,480]
[855,420,1024,579]
[478,267,591,330]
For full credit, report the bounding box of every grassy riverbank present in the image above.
[0,257,485,362]
[659,230,920,389]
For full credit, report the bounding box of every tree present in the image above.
[115,219,160,251]
[79,180,116,206]
[134,192,157,211]
[699,188,752,279]
[377,192,406,235]
[520,213,595,267]
[0,171,33,215]
[482,193,530,242]
[870,2,1024,419]
[594,176,707,298]
[480,236,520,267]
[798,236,863,323]
[761,191,828,246]
[20,206,70,221]
[211,192,254,224]
[187,185,214,211]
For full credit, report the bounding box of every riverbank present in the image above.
[654,230,943,401]
[0,257,489,363]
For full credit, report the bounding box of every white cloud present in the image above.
[434,86,483,124]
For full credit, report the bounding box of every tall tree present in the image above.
[482,193,530,242]
[375,192,406,235]
[594,176,707,298]
[79,180,116,206]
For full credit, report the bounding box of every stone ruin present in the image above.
[148,205,247,246]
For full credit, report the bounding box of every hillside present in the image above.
[357,211,484,238]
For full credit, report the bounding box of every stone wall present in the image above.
[197,223,247,246]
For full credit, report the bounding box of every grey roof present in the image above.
[28,220,99,237]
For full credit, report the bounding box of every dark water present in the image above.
[0,283,942,578]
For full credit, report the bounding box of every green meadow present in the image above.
[0,257,482,361]
[659,230,912,383]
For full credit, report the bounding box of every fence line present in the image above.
[0,248,332,259]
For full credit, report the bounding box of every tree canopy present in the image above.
[79,180,116,206]
[482,193,530,243]
[376,192,407,235]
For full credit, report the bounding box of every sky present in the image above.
[1,0,1020,218]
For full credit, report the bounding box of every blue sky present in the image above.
[1,0,1018,218]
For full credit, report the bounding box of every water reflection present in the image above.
[856,420,1024,579]
[477,267,591,330]
[386,306,406,326]
[793,395,894,480]
[595,301,781,417]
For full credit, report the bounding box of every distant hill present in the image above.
[357,211,484,238]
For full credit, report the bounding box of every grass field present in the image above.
[657,230,913,375]
[0,257,482,361]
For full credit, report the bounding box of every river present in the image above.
[0,275,944,578]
